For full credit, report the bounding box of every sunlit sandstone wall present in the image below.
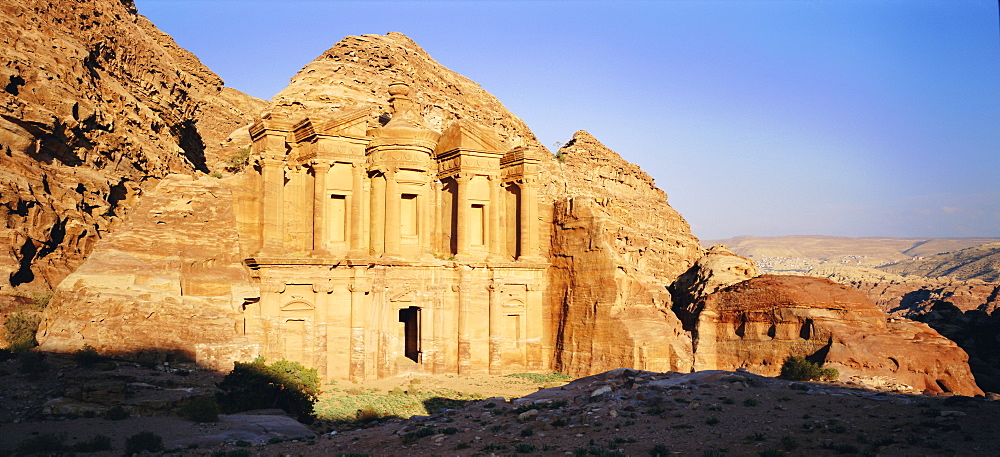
[238,84,551,380]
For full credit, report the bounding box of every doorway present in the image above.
[398,306,421,363]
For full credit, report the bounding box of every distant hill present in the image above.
[879,242,1000,282]
[704,235,1000,275]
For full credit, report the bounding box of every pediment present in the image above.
[315,108,371,137]
[390,289,417,303]
[435,120,504,155]
[281,300,315,312]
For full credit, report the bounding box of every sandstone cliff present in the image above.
[37,174,257,369]
[680,275,982,396]
[0,0,264,293]
[544,131,702,376]
[260,34,705,376]
[267,32,539,149]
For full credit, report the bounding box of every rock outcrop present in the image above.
[545,131,702,376]
[682,274,983,396]
[0,0,264,293]
[670,244,759,322]
[37,175,257,370]
[267,32,539,149]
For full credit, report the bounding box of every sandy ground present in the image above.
[2,355,999,456]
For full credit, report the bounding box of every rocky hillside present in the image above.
[544,131,702,376]
[711,235,1000,393]
[880,242,1000,282]
[260,32,704,376]
[32,28,984,396]
[0,0,264,293]
[268,32,540,149]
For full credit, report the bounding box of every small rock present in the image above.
[591,386,612,397]
[518,409,539,421]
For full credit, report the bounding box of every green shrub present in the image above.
[515,443,537,453]
[73,344,103,367]
[4,310,41,353]
[648,444,670,456]
[71,434,113,452]
[217,357,320,423]
[17,350,48,374]
[125,431,163,454]
[779,356,839,381]
[179,395,220,422]
[15,433,66,454]
[103,405,130,421]
[224,147,252,172]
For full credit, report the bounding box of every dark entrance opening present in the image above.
[398,306,421,363]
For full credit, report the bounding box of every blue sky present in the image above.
[135,0,1000,240]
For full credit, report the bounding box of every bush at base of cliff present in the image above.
[125,431,163,454]
[779,356,839,382]
[216,357,320,424]
[179,395,220,422]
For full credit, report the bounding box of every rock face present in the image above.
[37,175,257,369]
[815,268,1000,392]
[0,0,264,293]
[683,275,983,396]
[30,24,986,393]
[268,32,539,149]
[670,244,759,322]
[545,131,702,376]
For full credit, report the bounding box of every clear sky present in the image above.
[134,0,1000,240]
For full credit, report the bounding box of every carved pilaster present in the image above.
[261,158,284,252]
[350,163,365,255]
[488,279,502,374]
[312,160,331,253]
[455,173,472,258]
[384,168,400,256]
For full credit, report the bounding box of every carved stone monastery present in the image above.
[244,83,547,380]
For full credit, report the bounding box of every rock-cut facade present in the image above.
[241,82,549,380]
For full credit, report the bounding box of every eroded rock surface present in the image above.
[0,0,263,292]
[268,32,539,149]
[684,275,983,396]
[544,131,702,376]
[37,175,256,369]
[670,244,759,324]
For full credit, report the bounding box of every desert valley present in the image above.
[1,0,998,456]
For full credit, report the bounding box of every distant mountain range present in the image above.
[704,235,1000,281]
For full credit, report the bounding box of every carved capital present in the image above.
[312,280,335,293]
[311,160,331,170]
[349,282,372,293]
[261,281,286,293]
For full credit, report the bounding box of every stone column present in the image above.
[518,177,539,260]
[457,266,471,375]
[350,162,365,255]
[526,282,544,370]
[455,173,472,258]
[488,175,502,260]
[261,158,284,253]
[488,279,502,375]
[419,185,432,257]
[432,180,442,255]
[384,168,400,256]
[312,161,330,253]
[349,276,369,382]
[370,171,385,255]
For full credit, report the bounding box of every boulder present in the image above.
[36,175,257,370]
[684,275,983,396]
